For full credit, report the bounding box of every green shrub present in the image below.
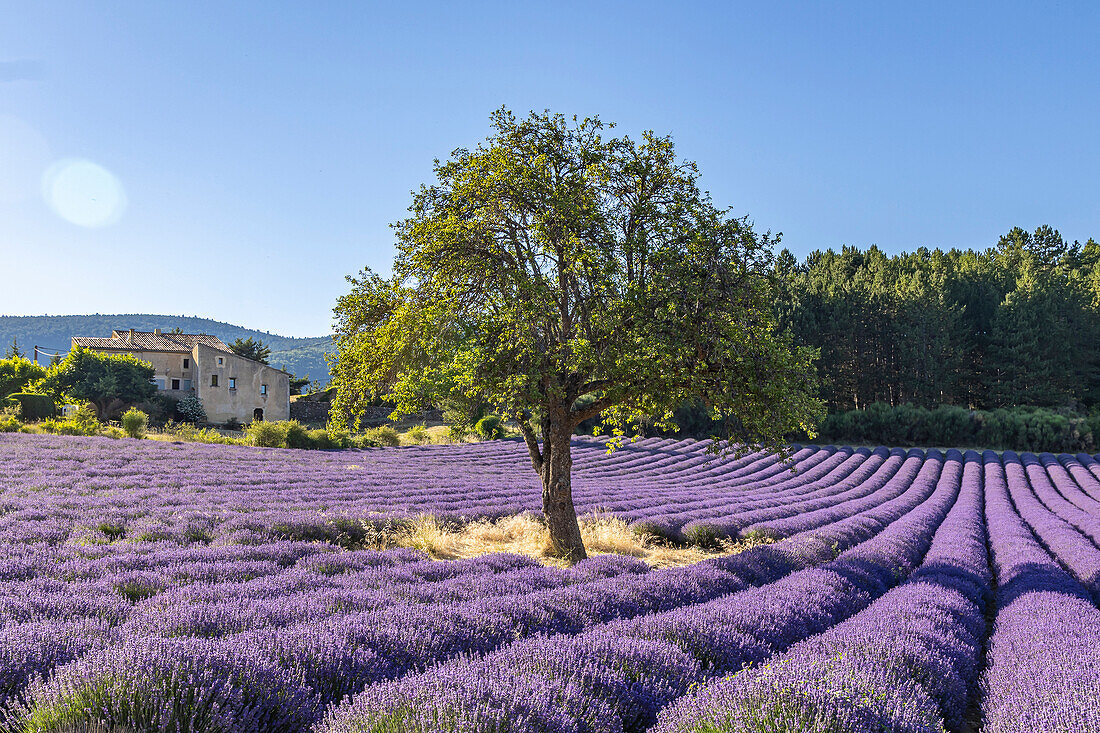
[307,428,345,449]
[0,414,20,433]
[406,424,430,445]
[175,394,206,423]
[43,403,103,436]
[103,426,125,439]
[136,393,178,426]
[448,424,470,443]
[7,392,56,420]
[168,422,238,445]
[818,403,1095,453]
[120,407,148,439]
[350,434,380,449]
[364,425,400,447]
[283,420,312,449]
[324,426,351,448]
[247,420,289,448]
[474,415,504,440]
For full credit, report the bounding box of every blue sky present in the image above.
[2,2,1098,336]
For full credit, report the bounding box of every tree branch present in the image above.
[571,395,618,424]
[515,410,543,473]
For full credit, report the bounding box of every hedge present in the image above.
[5,393,57,420]
[817,403,1098,453]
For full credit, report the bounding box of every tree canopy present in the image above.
[330,109,823,558]
[37,347,156,419]
[776,225,1100,411]
[228,337,271,364]
[0,356,47,400]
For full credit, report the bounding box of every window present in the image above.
[217,357,224,365]
[260,384,267,395]
[171,379,180,390]
[228,377,236,390]
[183,358,189,369]
[153,378,165,390]
[211,375,218,387]
[183,379,192,391]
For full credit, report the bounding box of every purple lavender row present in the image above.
[1038,453,1100,515]
[652,449,987,733]
[0,547,643,632]
[157,463,950,717]
[979,450,1100,732]
[629,447,870,540]
[737,447,928,538]
[689,447,920,542]
[1067,452,1100,502]
[1018,452,1100,540]
[317,450,963,733]
[1001,451,1100,601]
[114,554,648,640]
[573,447,829,529]
[0,535,827,732]
[674,447,896,540]
[0,556,650,718]
[0,434,840,542]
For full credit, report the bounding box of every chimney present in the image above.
[154,328,162,336]
[128,329,134,342]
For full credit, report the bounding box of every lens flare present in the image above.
[42,158,127,227]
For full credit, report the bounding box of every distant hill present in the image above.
[0,314,333,384]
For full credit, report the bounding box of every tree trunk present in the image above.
[541,413,587,561]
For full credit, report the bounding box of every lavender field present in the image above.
[0,433,1098,732]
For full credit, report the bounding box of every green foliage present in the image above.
[329,108,823,454]
[0,406,20,433]
[245,419,323,449]
[818,402,1095,453]
[777,226,1100,411]
[246,420,290,448]
[229,336,272,364]
[0,355,46,400]
[306,428,342,449]
[363,425,400,447]
[283,420,311,448]
[175,394,206,424]
[405,424,431,445]
[288,372,312,395]
[135,393,178,426]
[329,108,824,558]
[120,407,148,439]
[36,347,155,419]
[474,415,504,440]
[42,403,102,436]
[164,422,238,445]
[6,392,56,420]
[5,337,24,358]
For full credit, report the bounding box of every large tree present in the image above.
[229,337,271,364]
[330,109,823,559]
[37,347,156,419]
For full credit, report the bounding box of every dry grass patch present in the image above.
[390,512,771,568]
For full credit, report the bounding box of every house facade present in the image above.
[71,329,290,424]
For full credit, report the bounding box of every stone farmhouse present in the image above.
[71,329,290,424]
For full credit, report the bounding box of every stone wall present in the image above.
[290,399,330,424]
[291,401,444,428]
